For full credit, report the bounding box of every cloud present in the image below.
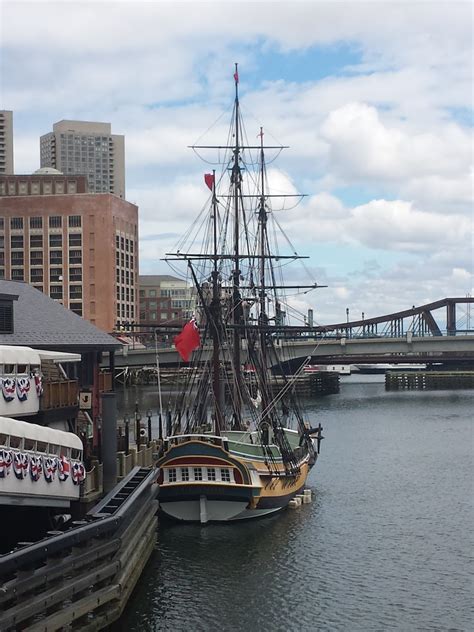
[1,0,472,324]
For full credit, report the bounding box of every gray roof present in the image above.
[0,281,120,351]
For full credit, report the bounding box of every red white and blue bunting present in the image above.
[0,450,85,484]
[0,374,43,403]
[1,378,16,402]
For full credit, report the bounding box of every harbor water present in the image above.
[115,376,473,631]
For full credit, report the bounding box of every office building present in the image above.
[0,192,138,332]
[139,275,195,324]
[40,120,125,198]
[0,111,14,174]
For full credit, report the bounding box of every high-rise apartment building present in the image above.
[0,192,138,332]
[0,111,14,174]
[40,120,125,198]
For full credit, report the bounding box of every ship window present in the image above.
[193,467,203,481]
[49,444,60,456]
[10,435,22,449]
[181,467,189,481]
[0,433,7,446]
[36,441,48,453]
[24,438,36,451]
[17,364,28,374]
[221,468,231,482]
[207,467,216,481]
[168,468,177,483]
[3,364,15,374]
[71,448,82,460]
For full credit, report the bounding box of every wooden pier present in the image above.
[386,370,474,390]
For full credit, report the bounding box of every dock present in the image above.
[385,370,474,390]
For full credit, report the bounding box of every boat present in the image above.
[157,65,324,523]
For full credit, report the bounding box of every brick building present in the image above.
[139,275,195,325]
[0,193,138,332]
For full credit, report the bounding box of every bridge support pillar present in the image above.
[447,301,456,336]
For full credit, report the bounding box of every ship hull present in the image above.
[157,435,313,523]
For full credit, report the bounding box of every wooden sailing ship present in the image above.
[157,65,324,522]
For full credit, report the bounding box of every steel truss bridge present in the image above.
[110,297,474,369]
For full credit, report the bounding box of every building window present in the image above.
[167,468,177,483]
[11,252,24,266]
[50,268,63,282]
[11,269,24,281]
[30,234,43,248]
[32,285,43,293]
[50,251,63,264]
[70,302,82,316]
[10,217,23,230]
[193,467,203,481]
[149,289,156,297]
[30,251,43,266]
[49,216,62,228]
[207,468,216,481]
[0,218,4,230]
[181,467,189,482]
[221,468,231,482]
[70,286,82,299]
[50,286,63,299]
[49,234,62,248]
[30,269,43,282]
[69,233,82,247]
[69,268,82,282]
[30,217,43,229]
[68,215,81,227]
[10,235,24,249]
[69,250,82,264]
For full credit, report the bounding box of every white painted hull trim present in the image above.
[159,497,283,523]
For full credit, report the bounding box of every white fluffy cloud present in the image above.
[1,0,472,323]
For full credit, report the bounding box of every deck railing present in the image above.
[40,380,79,410]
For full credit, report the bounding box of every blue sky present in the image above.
[0,0,472,323]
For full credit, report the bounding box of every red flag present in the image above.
[234,69,239,83]
[174,319,201,362]
[204,173,214,190]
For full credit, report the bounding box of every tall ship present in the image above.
[157,66,324,522]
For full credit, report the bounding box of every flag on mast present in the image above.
[174,319,201,362]
[204,173,214,190]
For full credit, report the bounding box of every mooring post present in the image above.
[101,392,118,494]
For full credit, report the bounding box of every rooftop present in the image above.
[0,281,120,351]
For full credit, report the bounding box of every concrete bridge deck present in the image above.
[107,334,474,369]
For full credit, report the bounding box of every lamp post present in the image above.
[124,414,130,455]
[96,416,102,463]
[135,402,142,450]
[147,409,152,442]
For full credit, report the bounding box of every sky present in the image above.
[1,0,472,325]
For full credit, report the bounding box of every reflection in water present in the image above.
[116,380,473,632]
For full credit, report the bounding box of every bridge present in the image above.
[108,297,474,370]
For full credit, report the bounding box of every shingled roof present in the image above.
[0,281,120,351]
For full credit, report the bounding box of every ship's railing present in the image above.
[165,434,227,449]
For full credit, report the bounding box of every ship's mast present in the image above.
[258,127,269,415]
[210,170,224,434]
[231,63,243,429]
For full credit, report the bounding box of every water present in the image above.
[115,377,473,631]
